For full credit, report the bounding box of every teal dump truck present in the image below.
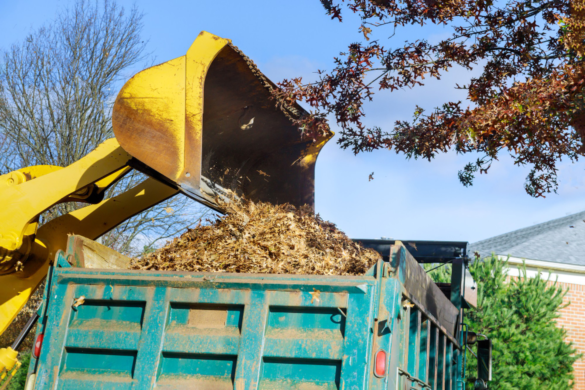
[22,238,491,389]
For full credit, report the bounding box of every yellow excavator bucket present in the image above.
[113,31,332,210]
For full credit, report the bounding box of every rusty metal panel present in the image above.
[392,244,459,338]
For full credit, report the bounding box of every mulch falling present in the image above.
[132,196,380,276]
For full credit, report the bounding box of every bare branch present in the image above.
[0,0,206,255]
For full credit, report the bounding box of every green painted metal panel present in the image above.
[419,318,430,383]
[407,308,420,377]
[132,286,169,389]
[163,333,240,355]
[233,289,269,388]
[453,348,462,390]
[339,288,374,389]
[58,379,133,390]
[263,337,344,360]
[369,275,399,390]
[65,328,141,350]
[159,352,236,379]
[396,299,409,388]
[70,300,145,326]
[429,325,439,390]
[168,303,243,328]
[267,306,345,333]
[62,348,136,378]
[260,357,341,389]
[445,342,454,390]
[438,334,445,390]
[36,280,73,389]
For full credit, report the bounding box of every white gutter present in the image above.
[495,255,585,285]
[498,256,585,273]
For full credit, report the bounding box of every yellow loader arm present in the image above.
[0,31,331,345]
[0,139,178,336]
[0,140,178,383]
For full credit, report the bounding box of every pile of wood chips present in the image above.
[132,196,380,276]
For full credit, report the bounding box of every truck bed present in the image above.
[29,243,462,390]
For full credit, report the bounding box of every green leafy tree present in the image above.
[423,262,451,283]
[428,256,581,388]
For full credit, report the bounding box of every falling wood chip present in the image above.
[73,296,85,308]
[310,289,321,304]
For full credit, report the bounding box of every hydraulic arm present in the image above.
[0,139,178,335]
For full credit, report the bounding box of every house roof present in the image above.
[469,210,585,267]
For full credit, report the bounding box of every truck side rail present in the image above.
[390,244,463,390]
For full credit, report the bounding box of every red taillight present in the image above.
[33,333,44,358]
[374,349,387,377]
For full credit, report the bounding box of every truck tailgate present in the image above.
[34,266,378,389]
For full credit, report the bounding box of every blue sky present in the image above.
[2,0,585,243]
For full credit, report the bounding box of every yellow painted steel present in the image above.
[37,177,178,263]
[0,32,237,374]
[113,31,230,191]
[0,346,19,386]
[0,139,131,335]
[92,166,132,194]
[113,56,187,181]
[183,32,230,186]
[0,166,62,191]
[0,139,131,270]
[0,165,131,204]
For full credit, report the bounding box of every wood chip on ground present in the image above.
[132,196,380,276]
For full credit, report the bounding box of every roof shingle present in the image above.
[470,211,585,266]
